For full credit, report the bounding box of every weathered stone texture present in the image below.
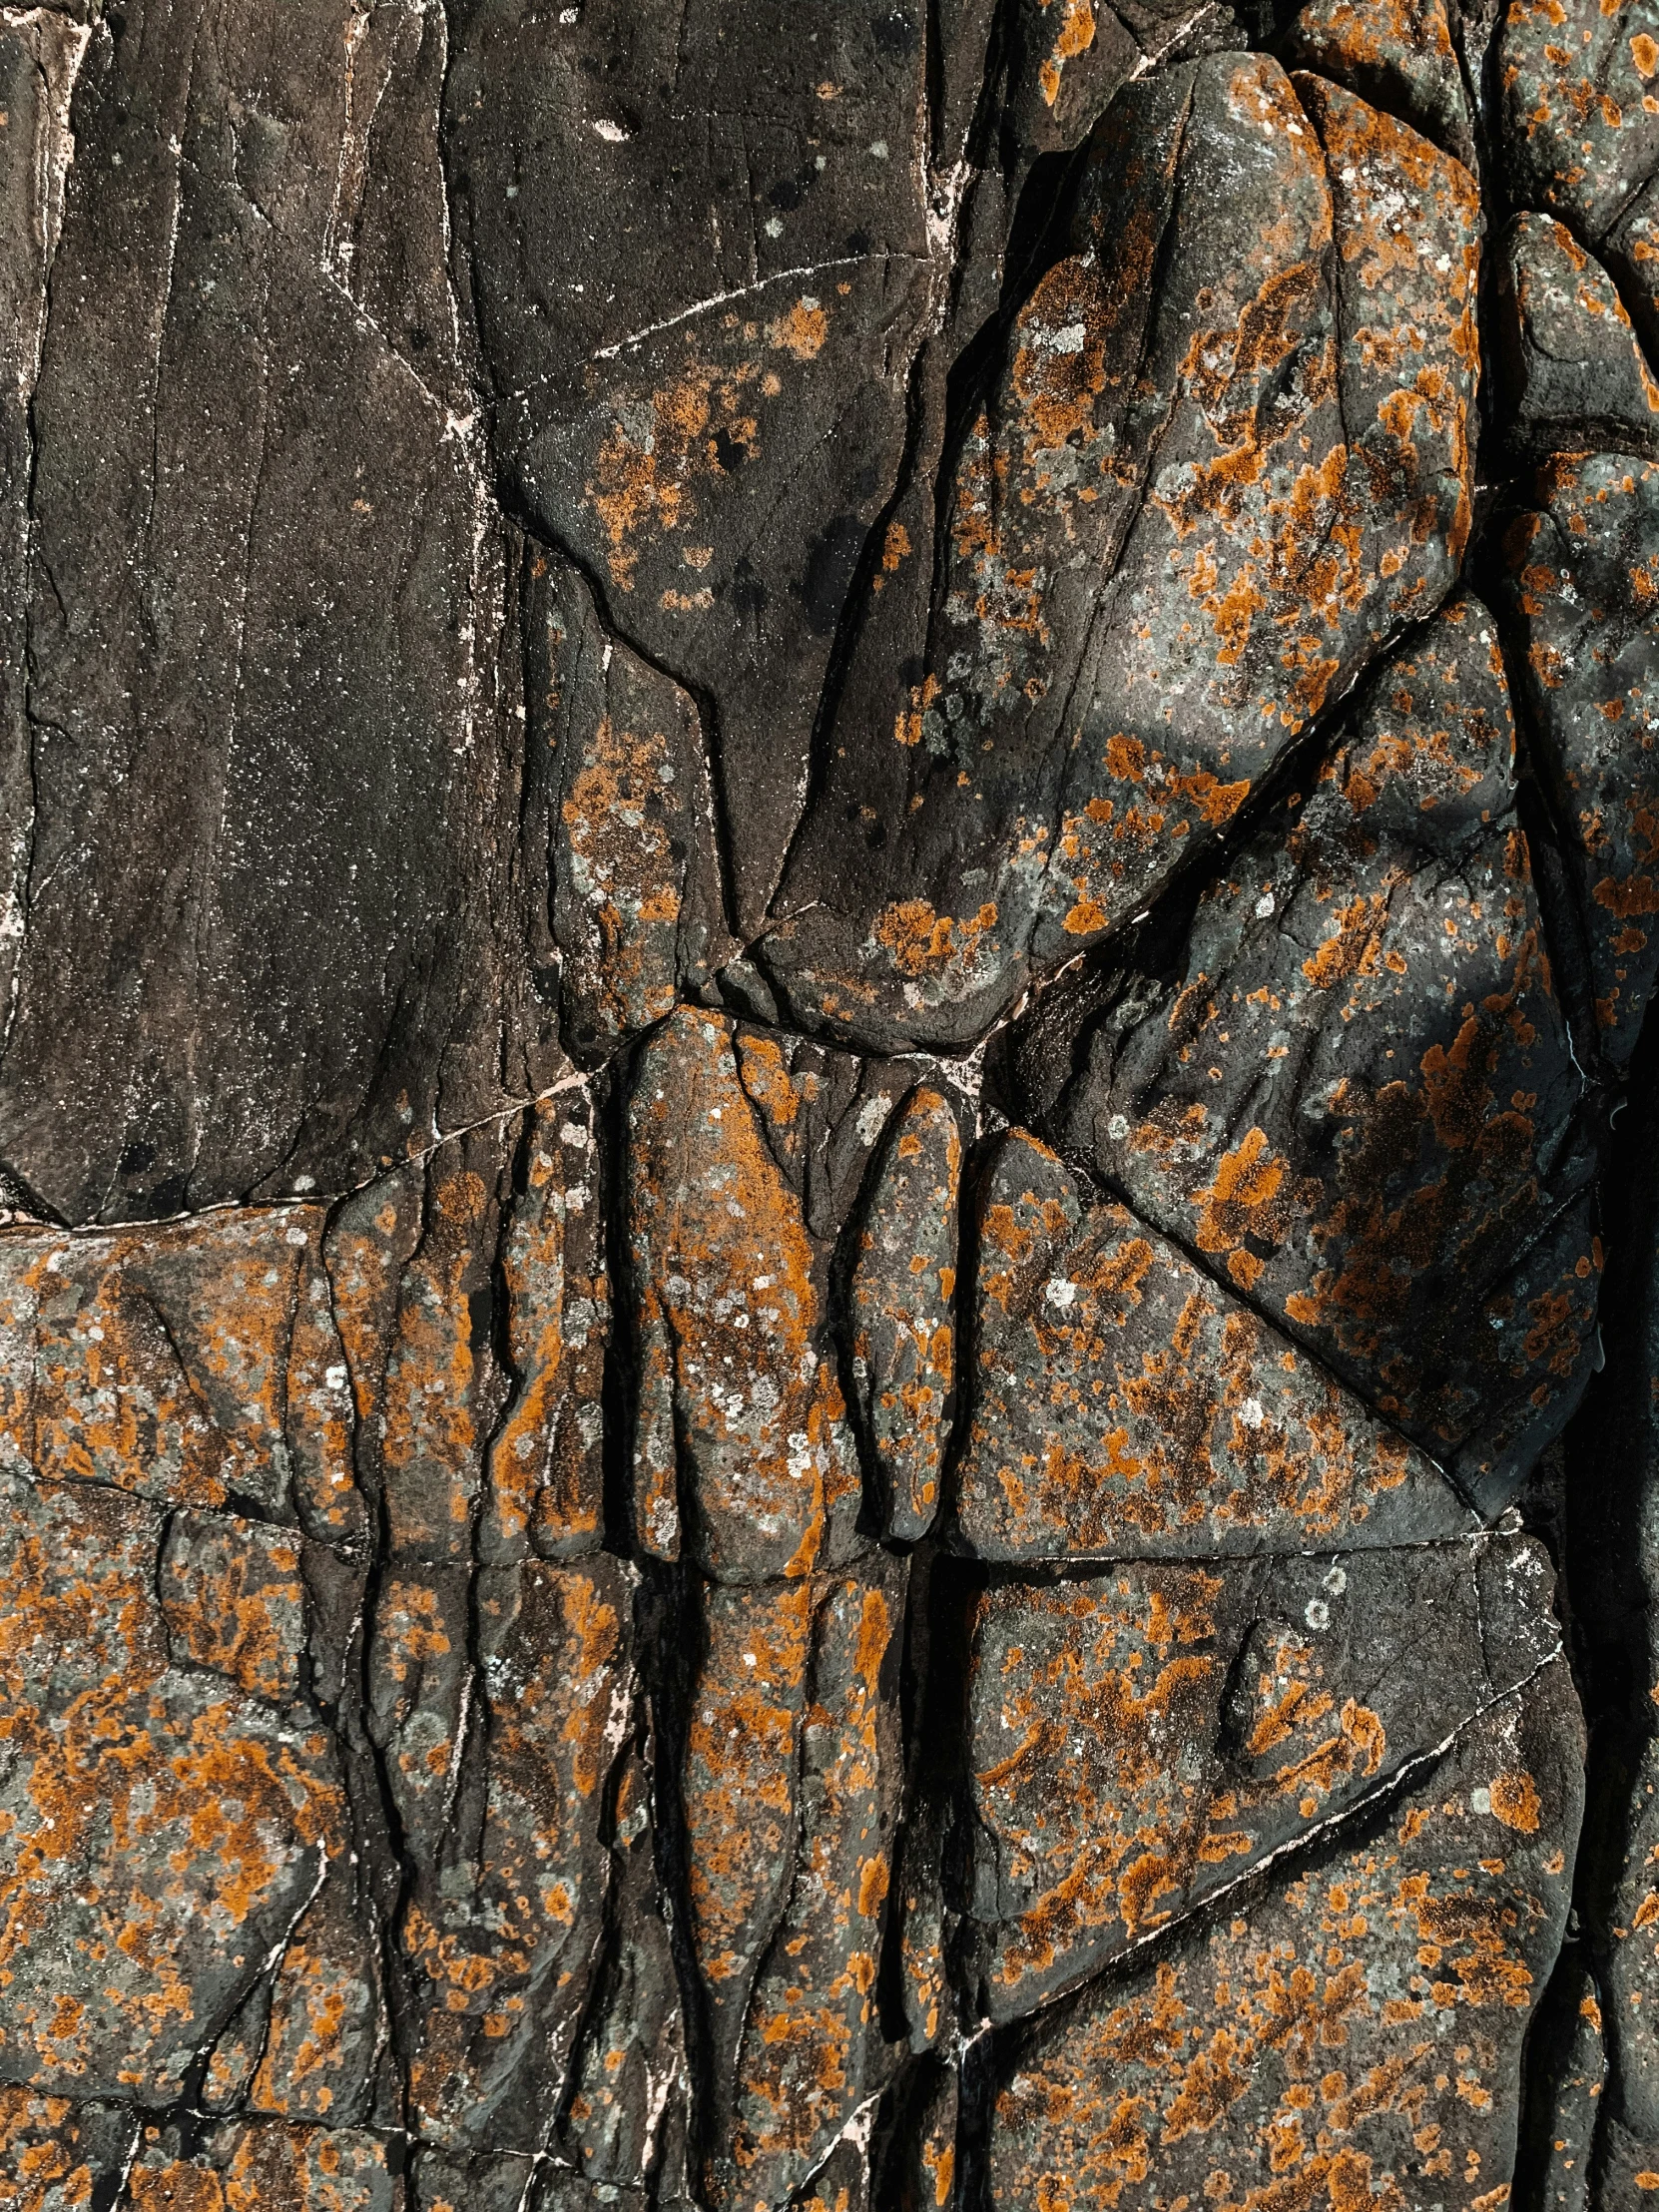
[1042,597,1602,1510]
[6,0,1659,2199]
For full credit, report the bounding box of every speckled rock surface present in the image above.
[3,0,1659,2203]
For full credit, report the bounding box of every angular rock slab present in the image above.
[1050,596,1600,1510]
[559,1742,691,2195]
[681,1559,906,2212]
[1284,0,1475,165]
[849,1084,961,1542]
[987,1652,1582,2206]
[1493,214,1659,456]
[378,1555,636,2157]
[0,8,88,1052]
[1501,0,1659,242]
[0,1208,363,1531]
[127,2122,402,2210]
[1501,453,1659,1076]
[0,1462,376,2110]
[960,1531,1563,2019]
[759,55,1480,1054]
[957,1129,1476,1560]
[344,1133,515,1566]
[527,550,734,1060]
[445,0,938,927]
[1517,1949,1607,2209]
[3,0,550,1221]
[625,1007,865,1581]
[481,1089,610,1565]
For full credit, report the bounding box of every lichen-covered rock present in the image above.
[1574,1738,1659,2182]
[5,0,1659,2191]
[758,53,1480,1054]
[958,1129,1476,1558]
[529,553,733,1058]
[626,1007,863,1580]
[959,1531,1563,2018]
[560,1742,691,2194]
[0,1209,359,1522]
[158,1510,309,1702]
[406,2148,539,2212]
[986,1653,1582,2206]
[0,2089,134,2210]
[0,1460,375,2110]
[681,1561,905,2211]
[721,1561,906,2210]
[1284,0,1476,165]
[482,1090,610,1563]
[1045,597,1601,1509]
[1493,215,1659,455]
[1607,177,1659,366]
[444,0,940,930]
[682,1575,817,2097]
[372,1134,515,1562]
[849,1085,961,1541]
[1501,454,1659,1077]
[376,1555,634,2155]
[1501,0,1659,243]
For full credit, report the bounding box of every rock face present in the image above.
[2,0,1658,2204]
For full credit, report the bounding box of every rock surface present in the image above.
[1,0,1658,2202]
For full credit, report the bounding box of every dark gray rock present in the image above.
[1493,215,1659,456]
[1042,597,1600,1511]
[1519,1949,1608,2211]
[958,1528,1564,2018]
[6,0,1659,2196]
[2,1,566,1223]
[757,54,1481,1055]
[443,0,938,932]
[1500,454,1659,1079]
